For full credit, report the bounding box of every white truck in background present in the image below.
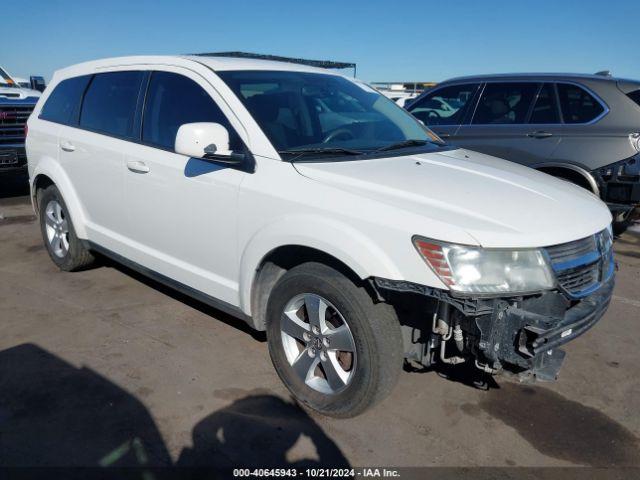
[0,65,44,175]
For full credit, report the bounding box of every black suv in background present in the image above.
[406,73,640,232]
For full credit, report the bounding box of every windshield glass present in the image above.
[0,67,17,87]
[217,70,442,156]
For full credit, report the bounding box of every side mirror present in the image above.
[30,76,46,92]
[175,122,244,164]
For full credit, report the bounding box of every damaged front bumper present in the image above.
[374,272,615,382]
[475,274,614,381]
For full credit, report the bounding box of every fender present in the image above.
[30,159,89,239]
[237,214,405,316]
[533,161,600,196]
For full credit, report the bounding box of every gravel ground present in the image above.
[1,175,639,469]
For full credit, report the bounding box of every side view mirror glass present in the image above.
[30,76,46,92]
[175,122,244,164]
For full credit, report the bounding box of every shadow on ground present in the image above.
[0,344,348,470]
[462,382,640,466]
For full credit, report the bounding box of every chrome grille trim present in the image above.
[544,230,613,298]
[546,236,596,263]
[0,104,34,146]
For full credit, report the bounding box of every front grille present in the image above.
[546,236,596,264]
[0,105,33,145]
[545,231,613,298]
[556,262,600,293]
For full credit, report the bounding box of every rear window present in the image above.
[79,71,144,138]
[40,75,91,125]
[472,83,538,125]
[557,83,605,123]
[627,90,640,107]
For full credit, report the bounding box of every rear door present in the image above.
[406,83,480,140]
[58,71,144,250]
[452,82,562,165]
[548,82,609,169]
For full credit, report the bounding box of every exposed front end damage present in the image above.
[373,231,616,382]
[375,275,614,381]
[592,154,640,220]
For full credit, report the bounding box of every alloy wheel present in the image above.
[280,293,356,394]
[44,200,69,258]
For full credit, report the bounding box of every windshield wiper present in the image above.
[374,139,430,152]
[278,147,364,161]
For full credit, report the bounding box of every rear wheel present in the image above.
[265,262,403,417]
[38,185,95,271]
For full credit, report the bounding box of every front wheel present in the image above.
[265,262,403,417]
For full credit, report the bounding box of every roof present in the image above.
[442,72,638,84]
[193,52,356,70]
[184,55,341,74]
[52,55,351,81]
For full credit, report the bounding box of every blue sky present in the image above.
[3,0,639,83]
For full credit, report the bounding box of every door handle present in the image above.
[60,141,75,152]
[126,160,150,174]
[527,131,553,139]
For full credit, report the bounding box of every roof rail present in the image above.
[192,51,357,76]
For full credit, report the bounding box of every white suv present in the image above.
[27,55,615,417]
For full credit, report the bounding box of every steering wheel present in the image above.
[322,128,355,143]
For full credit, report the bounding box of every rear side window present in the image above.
[408,84,479,126]
[39,75,91,125]
[627,90,640,107]
[529,84,560,124]
[142,71,240,151]
[472,83,538,125]
[80,71,144,138]
[556,83,605,124]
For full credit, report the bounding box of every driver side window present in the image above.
[142,71,241,152]
[408,84,479,126]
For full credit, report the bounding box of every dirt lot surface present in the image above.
[1,175,639,469]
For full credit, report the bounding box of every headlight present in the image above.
[413,237,555,294]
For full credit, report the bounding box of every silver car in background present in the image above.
[406,73,640,232]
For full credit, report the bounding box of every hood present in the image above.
[0,86,41,101]
[293,148,612,248]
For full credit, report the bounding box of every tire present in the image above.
[265,262,403,418]
[38,185,95,271]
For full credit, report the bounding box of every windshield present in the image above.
[0,67,17,88]
[217,70,442,157]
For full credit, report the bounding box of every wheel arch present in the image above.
[534,162,600,196]
[30,162,88,238]
[239,216,403,330]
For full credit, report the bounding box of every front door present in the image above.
[123,69,248,305]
